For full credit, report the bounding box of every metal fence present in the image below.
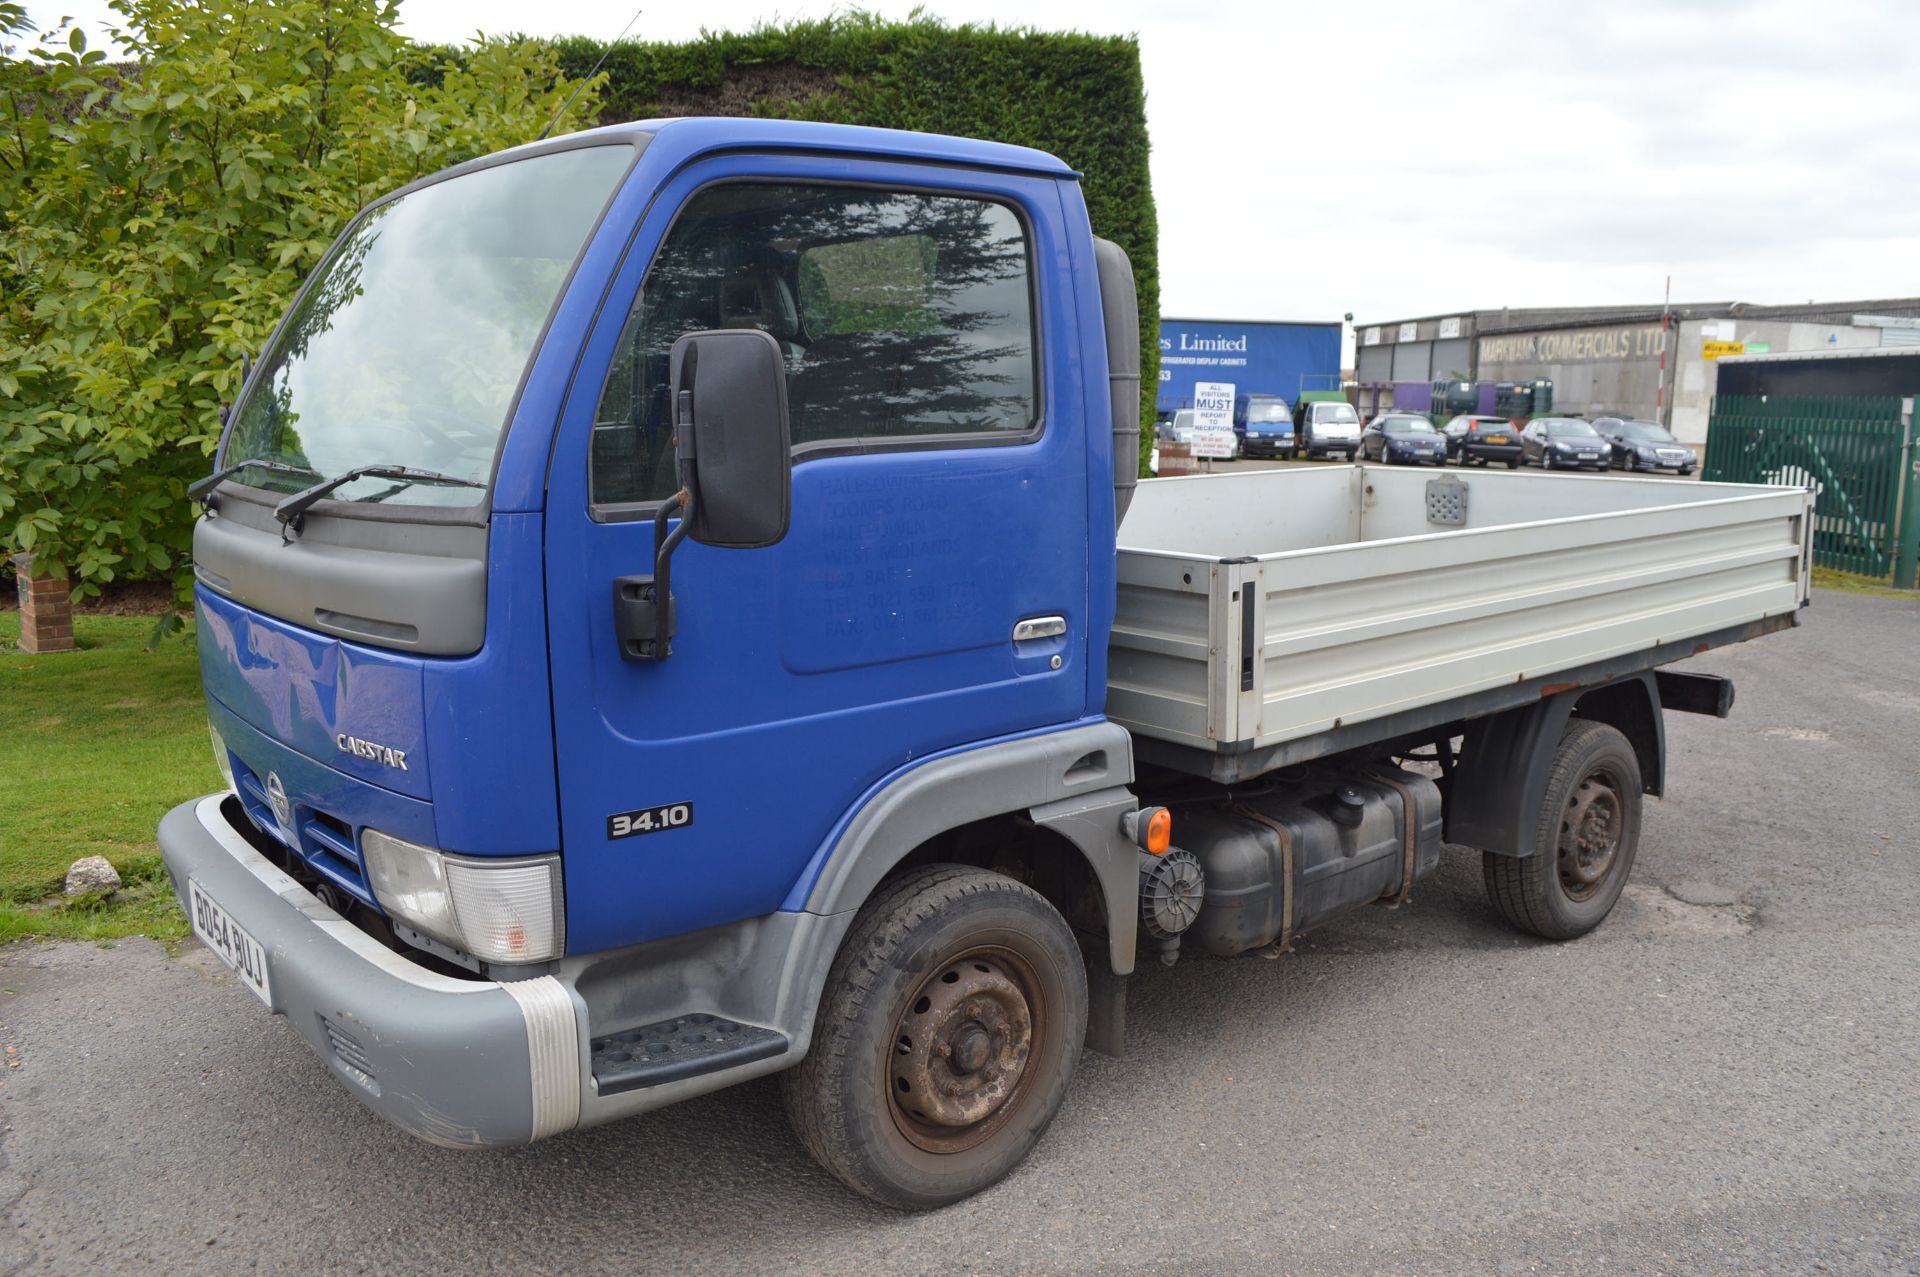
[1703,395,1914,579]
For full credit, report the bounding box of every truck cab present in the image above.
[164,117,1147,1207]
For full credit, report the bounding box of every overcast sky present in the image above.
[22,0,1920,334]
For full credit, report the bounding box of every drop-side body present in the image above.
[160,117,1811,1207]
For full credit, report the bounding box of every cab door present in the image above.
[542,153,1093,955]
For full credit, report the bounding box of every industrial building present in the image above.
[1354,297,1920,443]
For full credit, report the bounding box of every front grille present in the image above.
[231,760,375,907]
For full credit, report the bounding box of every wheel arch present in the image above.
[1447,672,1663,857]
[793,721,1141,977]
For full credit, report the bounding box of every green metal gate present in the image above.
[1702,395,1915,579]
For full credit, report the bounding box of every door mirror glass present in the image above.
[669,330,792,548]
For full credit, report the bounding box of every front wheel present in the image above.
[783,865,1088,1210]
[1483,719,1642,941]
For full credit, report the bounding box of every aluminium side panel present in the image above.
[1246,489,1811,746]
[1107,549,1220,748]
[1107,551,1268,748]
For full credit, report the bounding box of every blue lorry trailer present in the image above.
[1157,317,1341,422]
[161,117,1810,1210]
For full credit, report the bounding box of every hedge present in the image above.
[540,13,1161,474]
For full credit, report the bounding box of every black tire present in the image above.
[783,865,1088,1211]
[1507,458,1520,469]
[1483,719,1642,941]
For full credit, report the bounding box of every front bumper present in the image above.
[1241,437,1295,456]
[160,794,583,1147]
[161,793,831,1147]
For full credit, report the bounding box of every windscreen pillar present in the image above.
[11,555,75,654]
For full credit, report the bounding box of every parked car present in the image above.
[1160,408,1196,446]
[1441,415,1523,468]
[1362,413,1448,465]
[1521,417,1610,470]
[1234,393,1296,457]
[1296,398,1362,460]
[1592,417,1698,474]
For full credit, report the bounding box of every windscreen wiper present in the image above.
[186,457,319,505]
[273,464,485,539]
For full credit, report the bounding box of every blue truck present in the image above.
[161,117,1813,1211]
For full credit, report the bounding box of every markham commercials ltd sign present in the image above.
[1480,325,1666,366]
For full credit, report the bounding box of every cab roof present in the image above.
[491,116,1080,181]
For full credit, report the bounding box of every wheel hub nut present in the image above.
[950,1024,990,1075]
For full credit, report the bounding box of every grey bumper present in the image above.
[159,795,583,1148]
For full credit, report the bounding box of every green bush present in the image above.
[0,0,600,597]
[539,12,1160,476]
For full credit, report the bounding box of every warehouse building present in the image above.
[1354,297,1920,443]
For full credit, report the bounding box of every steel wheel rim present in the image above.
[1559,768,1624,901]
[887,944,1043,1155]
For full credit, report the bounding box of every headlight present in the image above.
[361,829,563,963]
[208,722,236,793]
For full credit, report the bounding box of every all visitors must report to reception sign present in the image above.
[1192,380,1237,459]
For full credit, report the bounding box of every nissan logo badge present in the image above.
[265,771,292,828]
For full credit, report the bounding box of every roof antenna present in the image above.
[537,6,643,142]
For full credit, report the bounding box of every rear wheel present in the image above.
[1482,719,1641,941]
[783,865,1087,1211]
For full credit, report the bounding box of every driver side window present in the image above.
[589,182,1038,509]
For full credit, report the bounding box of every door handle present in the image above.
[1012,615,1067,642]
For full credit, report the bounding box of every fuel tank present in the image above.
[1173,766,1443,957]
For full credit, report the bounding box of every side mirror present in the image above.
[614,331,793,662]
[669,329,792,549]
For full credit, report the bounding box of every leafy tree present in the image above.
[0,0,600,599]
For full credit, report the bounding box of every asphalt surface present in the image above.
[3,587,1917,1276]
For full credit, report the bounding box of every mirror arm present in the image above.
[611,486,693,664]
[651,486,693,658]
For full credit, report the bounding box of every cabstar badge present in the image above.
[336,734,410,771]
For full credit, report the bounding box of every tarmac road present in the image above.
[2,587,1916,1276]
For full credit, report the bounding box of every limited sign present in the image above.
[1191,380,1237,459]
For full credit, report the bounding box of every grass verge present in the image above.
[1810,566,1918,599]
[1,610,211,941]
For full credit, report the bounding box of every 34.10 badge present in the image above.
[607,801,694,840]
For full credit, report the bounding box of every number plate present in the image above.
[188,879,272,1006]
[1485,435,1508,443]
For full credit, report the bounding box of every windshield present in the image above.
[1616,422,1676,442]
[1545,420,1599,438]
[223,144,634,507]
[1173,410,1195,428]
[1383,418,1436,434]
[1245,400,1291,424]
[1312,403,1359,424]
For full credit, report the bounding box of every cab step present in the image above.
[590,1013,790,1094]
